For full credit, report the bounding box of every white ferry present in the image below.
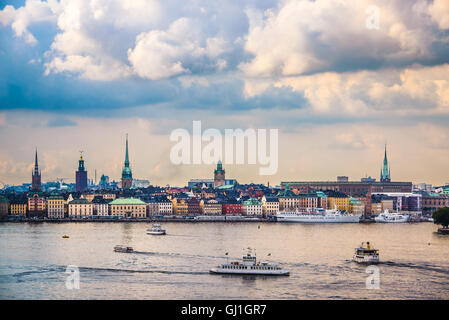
[374,209,409,223]
[352,242,379,264]
[276,208,361,223]
[113,245,134,253]
[210,249,289,276]
[146,224,166,235]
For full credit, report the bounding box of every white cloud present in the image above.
[128,18,230,80]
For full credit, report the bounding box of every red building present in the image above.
[222,200,242,215]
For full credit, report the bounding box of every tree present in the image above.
[433,207,449,228]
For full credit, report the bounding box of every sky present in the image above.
[0,0,449,187]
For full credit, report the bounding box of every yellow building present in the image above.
[327,195,350,212]
[47,195,65,219]
[9,201,27,215]
[261,196,279,215]
[371,202,383,215]
[109,198,147,218]
[172,198,188,215]
[200,199,222,215]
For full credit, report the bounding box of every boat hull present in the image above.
[276,215,361,223]
[352,255,379,264]
[146,231,166,235]
[209,268,289,276]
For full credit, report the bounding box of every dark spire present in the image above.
[34,148,39,174]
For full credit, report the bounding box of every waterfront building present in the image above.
[9,199,27,216]
[27,192,46,218]
[0,196,9,217]
[148,197,173,216]
[261,196,279,216]
[349,197,365,215]
[92,196,110,216]
[421,193,449,215]
[242,198,263,216]
[214,161,225,188]
[380,145,391,182]
[68,198,93,217]
[200,199,222,215]
[325,190,350,212]
[47,195,65,219]
[372,192,422,214]
[172,197,189,215]
[75,153,88,192]
[31,149,42,191]
[222,199,242,215]
[371,201,383,215]
[121,134,133,189]
[109,198,146,217]
[187,197,201,215]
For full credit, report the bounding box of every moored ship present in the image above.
[374,209,409,223]
[210,249,289,276]
[276,208,361,223]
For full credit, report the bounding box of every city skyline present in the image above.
[1,0,449,186]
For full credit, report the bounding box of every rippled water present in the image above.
[0,222,448,299]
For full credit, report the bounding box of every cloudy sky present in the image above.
[1,0,449,187]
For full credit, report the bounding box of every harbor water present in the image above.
[0,222,448,299]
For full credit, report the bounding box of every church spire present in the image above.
[380,144,391,182]
[124,133,129,167]
[34,148,39,174]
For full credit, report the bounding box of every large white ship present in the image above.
[374,209,409,223]
[276,208,361,223]
[210,249,289,276]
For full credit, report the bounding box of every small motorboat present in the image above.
[352,242,379,264]
[62,235,69,239]
[146,224,166,235]
[113,245,134,253]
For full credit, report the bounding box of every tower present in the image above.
[121,134,133,189]
[380,144,391,182]
[31,149,41,191]
[76,152,88,192]
[214,160,225,188]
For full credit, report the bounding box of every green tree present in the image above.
[433,207,449,228]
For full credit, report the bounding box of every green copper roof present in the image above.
[243,198,261,205]
[109,198,146,205]
[217,184,234,189]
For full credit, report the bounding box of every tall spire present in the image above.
[124,133,129,167]
[34,148,39,174]
[380,144,391,182]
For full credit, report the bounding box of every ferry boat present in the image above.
[352,242,379,264]
[374,209,409,223]
[113,245,134,253]
[210,249,289,276]
[276,208,361,223]
[146,224,166,235]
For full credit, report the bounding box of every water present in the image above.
[0,222,448,299]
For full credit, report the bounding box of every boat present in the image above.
[276,208,361,223]
[210,249,289,276]
[146,224,166,235]
[62,235,69,239]
[113,245,134,253]
[374,209,409,223]
[352,242,379,264]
